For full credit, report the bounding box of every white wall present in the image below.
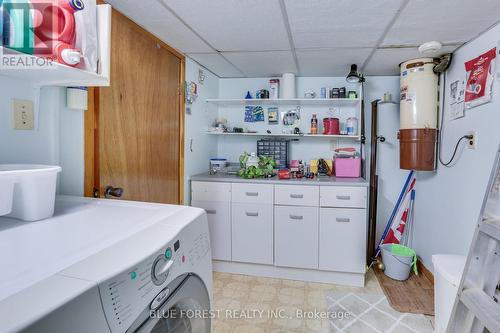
[412,24,500,270]
[0,78,84,196]
[183,58,219,204]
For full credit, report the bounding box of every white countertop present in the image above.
[0,196,187,302]
[191,172,369,187]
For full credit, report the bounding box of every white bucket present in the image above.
[0,165,62,221]
[380,243,415,281]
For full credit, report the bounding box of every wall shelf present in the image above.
[206,98,360,107]
[0,4,111,87]
[206,131,361,140]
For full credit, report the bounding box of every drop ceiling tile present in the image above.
[106,0,213,53]
[364,46,459,76]
[383,0,500,46]
[161,0,290,51]
[222,51,297,77]
[187,53,243,78]
[285,0,405,49]
[296,48,372,76]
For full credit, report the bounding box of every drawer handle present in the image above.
[246,212,259,217]
[246,192,259,197]
[206,210,217,215]
[289,215,303,220]
[290,194,304,199]
[336,195,351,200]
[336,217,351,223]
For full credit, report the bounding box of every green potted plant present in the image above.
[238,152,276,179]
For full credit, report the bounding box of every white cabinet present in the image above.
[320,186,367,208]
[232,203,273,265]
[191,182,231,202]
[319,208,367,273]
[275,185,319,207]
[191,181,232,261]
[232,183,273,204]
[191,200,231,261]
[275,206,319,269]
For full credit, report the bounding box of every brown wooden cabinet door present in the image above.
[93,10,183,204]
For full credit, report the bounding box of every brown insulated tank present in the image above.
[399,58,439,171]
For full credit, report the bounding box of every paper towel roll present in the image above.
[280,73,296,99]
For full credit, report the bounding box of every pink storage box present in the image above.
[335,158,361,178]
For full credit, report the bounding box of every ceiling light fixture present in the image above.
[346,64,365,83]
[418,41,443,55]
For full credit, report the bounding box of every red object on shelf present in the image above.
[323,118,340,135]
[278,169,291,179]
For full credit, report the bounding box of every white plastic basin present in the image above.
[0,165,62,221]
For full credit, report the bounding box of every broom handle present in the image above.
[375,170,414,257]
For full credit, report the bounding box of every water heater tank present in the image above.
[399,57,439,171]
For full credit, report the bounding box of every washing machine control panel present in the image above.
[98,219,211,333]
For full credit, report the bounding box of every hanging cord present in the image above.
[438,72,473,167]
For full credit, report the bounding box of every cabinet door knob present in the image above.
[246,212,259,217]
[336,195,351,200]
[289,215,303,220]
[336,217,350,223]
[290,194,304,199]
[246,192,259,197]
[206,210,217,215]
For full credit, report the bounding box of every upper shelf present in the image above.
[0,4,111,87]
[205,98,360,107]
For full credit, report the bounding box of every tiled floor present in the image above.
[211,270,434,333]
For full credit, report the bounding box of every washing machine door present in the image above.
[128,274,210,333]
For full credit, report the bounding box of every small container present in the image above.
[339,87,346,98]
[269,79,279,99]
[0,165,62,221]
[310,114,318,134]
[348,91,358,99]
[334,158,361,178]
[346,117,358,136]
[209,158,227,174]
[320,87,327,99]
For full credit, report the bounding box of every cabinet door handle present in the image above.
[206,210,217,215]
[290,194,304,199]
[336,195,351,200]
[246,192,259,197]
[289,215,303,220]
[246,212,259,217]
[336,217,350,223]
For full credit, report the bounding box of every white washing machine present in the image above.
[0,196,212,333]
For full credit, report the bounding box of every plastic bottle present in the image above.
[311,114,318,135]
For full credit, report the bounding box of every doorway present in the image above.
[85,8,185,204]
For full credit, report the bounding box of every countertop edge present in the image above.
[190,173,369,187]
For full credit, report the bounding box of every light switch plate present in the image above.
[12,99,34,130]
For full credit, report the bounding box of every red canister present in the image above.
[323,118,340,135]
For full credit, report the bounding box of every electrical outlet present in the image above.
[467,131,477,149]
[12,99,34,130]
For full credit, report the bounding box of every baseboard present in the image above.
[417,257,434,285]
[213,260,366,287]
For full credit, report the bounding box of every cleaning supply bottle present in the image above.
[311,114,318,134]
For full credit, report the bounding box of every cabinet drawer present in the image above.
[232,203,273,265]
[191,200,231,261]
[274,206,318,269]
[275,185,319,207]
[191,181,231,202]
[232,183,273,204]
[319,208,367,273]
[320,186,367,208]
